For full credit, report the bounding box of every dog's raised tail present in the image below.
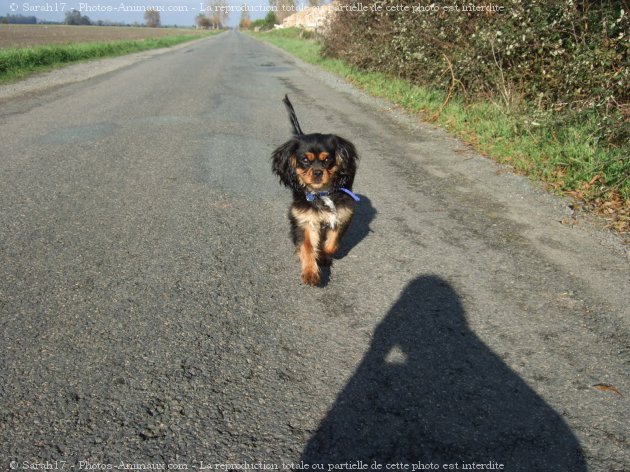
[283,94,304,136]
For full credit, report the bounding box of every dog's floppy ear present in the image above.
[333,135,359,189]
[271,139,300,190]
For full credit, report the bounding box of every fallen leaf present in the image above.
[592,383,624,397]
[560,218,578,226]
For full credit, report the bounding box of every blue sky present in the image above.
[3,0,310,27]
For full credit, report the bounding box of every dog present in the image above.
[271,95,360,286]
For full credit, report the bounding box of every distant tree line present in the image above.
[0,14,38,24]
[0,14,141,26]
[1,6,194,28]
[0,11,93,25]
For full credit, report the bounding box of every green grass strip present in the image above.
[0,32,219,83]
[249,28,629,204]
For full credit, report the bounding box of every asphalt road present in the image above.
[0,31,628,471]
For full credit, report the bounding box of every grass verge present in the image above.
[0,32,219,84]
[249,28,629,234]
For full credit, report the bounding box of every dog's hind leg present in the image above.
[320,227,340,266]
[320,205,354,266]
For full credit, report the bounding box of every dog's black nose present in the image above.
[312,170,323,180]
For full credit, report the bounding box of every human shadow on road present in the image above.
[301,276,586,471]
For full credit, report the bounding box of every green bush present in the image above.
[251,12,278,30]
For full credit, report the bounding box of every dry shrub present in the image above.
[323,0,629,146]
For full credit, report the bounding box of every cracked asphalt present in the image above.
[0,31,628,471]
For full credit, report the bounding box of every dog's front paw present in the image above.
[301,267,320,286]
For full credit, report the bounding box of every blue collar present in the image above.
[305,188,360,202]
[305,191,329,202]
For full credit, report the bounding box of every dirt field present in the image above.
[0,24,208,48]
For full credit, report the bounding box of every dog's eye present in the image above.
[301,157,310,165]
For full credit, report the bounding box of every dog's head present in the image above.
[272,133,358,192]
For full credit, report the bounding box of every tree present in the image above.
[208,0,229,29]
[239,3,251,29]
[144,8,160,27]
[64,10,91,25]
[264,11,277,28]
[269,0,296,23]
[196,13,211,29]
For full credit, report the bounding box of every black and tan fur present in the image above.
[271,95,359,286]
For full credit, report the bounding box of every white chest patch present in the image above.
[320,196,338,229]
[321,196,336,212]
